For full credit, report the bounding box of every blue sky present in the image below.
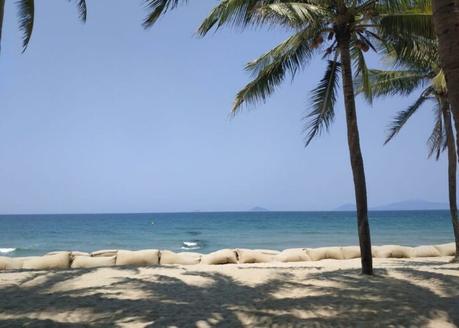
[0,0,446,213]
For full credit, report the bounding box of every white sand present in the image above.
[0,257,458,327]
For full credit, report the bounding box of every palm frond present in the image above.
[73,0,87,22]
[385,87,432,144]
[351,39,372,103]
[0,0,5,51]
[254,2,325,29]
[232,27,317,113]
[368,69,427,97]
[143,0,187,28]
[17,0,34,52]
[427,101,446,160]
[304,58,340,146]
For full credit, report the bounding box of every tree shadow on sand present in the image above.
[0,261,458,327]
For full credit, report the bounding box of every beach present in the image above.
[1,257,458,327]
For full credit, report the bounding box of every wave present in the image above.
[0,248,16,254]
[180,240,207,251]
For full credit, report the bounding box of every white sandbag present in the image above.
[274,248,310,262]
[160,251,202,265]
[434,243,456,256]
[413,245,441,258]
[237,249,280,264]
[22,253,70,270]
[91,250,118,257]
[200,249,237,265]
[116,250,159,266]
[308,247,344,261]
[71,255,116,269]
[374,245,414,258]
[341,246,361,259]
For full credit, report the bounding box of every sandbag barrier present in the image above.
[0,243,455,271]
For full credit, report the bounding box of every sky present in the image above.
[0,0,447,214]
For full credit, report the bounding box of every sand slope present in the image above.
[0,257,458,327]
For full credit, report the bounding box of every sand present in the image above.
[0,257,458,327]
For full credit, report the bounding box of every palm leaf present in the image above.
[17,0,34,52]
[0,0,5,51]
[304,58,340,146]
[427,102,446,160]
[143,0,188,28]
[73,0,87,22]
[385,87,432,144]
[368,69,427,97]
[233,26,317,112]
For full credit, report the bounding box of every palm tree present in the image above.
[432,0,459,151]
[144,0,431,275]
[0,0,87,52]
[367,41,459,261]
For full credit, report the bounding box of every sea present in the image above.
[0,210,455,257]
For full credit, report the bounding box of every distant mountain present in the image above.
[250,206,270,212]
[372,200,448,211]
[334,199,449,211]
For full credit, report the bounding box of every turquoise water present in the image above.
[0,211,454,257]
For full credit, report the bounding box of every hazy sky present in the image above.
[0,0,447,213]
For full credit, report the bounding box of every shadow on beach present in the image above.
[0,260,458,327]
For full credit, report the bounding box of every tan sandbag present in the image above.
[0,256,13,270]
[47,251,90,259]
[308,247,344,261]
[341,246,361,259]
[160,250,202,265]
[237,249,280,264]
[434,243,456,256]
[91,249,118,257]
[22,253,70,270]
[71,255,116,269]
[413,245,441,258]
[200,249,237,265]
[274,248,310,262]
[116,250,159,266]
[0,257,27,270]
[374,245,414,258]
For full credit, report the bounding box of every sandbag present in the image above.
[160,250,202,265]
[237,249,280,264]
[308,247,344,261]
[71,255,116,269]
[413,245,441,258]
[341,246,361,259]
[0,256,11,270]
[200,249,237,265]
[47,251,90,259]
[0,257,27,270]
[22,253,71,270]
[91,250,118,257]
[116,249,159,266]
[274,248,310,262]
[434,243,456,256]
[374,245,414,258]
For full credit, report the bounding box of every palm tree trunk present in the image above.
[441,98,459,261]
[338,36,373,275]
[433,0,459,160]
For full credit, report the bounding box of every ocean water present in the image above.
[0,211,455,257]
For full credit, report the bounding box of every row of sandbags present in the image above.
[0,243,456,271]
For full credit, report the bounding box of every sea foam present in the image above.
[0,248,16,254]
